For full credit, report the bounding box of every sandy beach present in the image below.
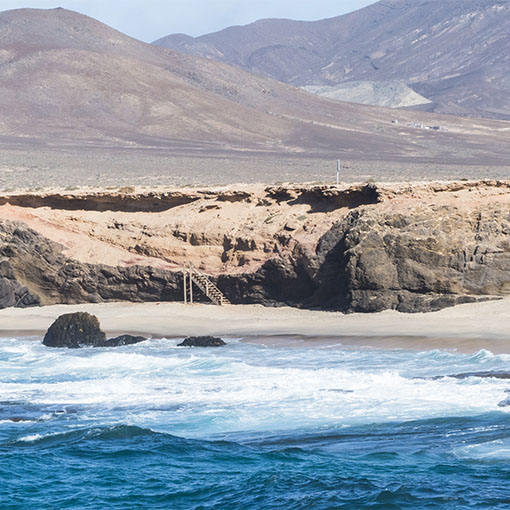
[1,298,509,353]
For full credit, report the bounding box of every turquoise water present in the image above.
[1,337,510,509]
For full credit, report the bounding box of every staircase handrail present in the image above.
[185,262,230,305]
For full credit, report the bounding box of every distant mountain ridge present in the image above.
[0,7,509,171]
[154,0,510,119]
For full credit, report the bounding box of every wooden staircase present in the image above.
[183,263,230,306]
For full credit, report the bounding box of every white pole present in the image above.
[336,160,340,186]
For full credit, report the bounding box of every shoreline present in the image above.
[1,299,510,353]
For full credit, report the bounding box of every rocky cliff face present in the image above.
[1,182,509,313]
[310,205,510,312]
[218,184,510,312]
[0,221,181,309]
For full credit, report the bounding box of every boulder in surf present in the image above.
[43,312,147,348]
[178,336,226,347]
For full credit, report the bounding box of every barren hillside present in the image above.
[155,0,510,119]
[0,6,508,175]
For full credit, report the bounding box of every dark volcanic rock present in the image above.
[178,336,226,347]
[308,204,510,313]
[43,312,106,348]
[105,335,147,347]
[433,371,510,381]
[218,254,317,308]
[498,391,510,408]
[0,259,40,309]
[0,220,181,309]
[43,313,147,348]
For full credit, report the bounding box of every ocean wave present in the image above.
[12,425,170,447]
[8,424,253,463]
[2,338,510,437]
[455,438,510,461]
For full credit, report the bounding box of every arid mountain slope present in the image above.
[0,7,509,173]
[155,0,510,119]
[0,8,291,146]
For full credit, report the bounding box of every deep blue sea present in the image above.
[1,336,510,509]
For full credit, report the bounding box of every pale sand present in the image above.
[0,299,510,353]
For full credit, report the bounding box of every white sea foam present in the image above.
[18,433,44,442]
[455,439,510,460]
[1,337,510,437]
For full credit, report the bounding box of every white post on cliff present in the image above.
[336,160,340,186]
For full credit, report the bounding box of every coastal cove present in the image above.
[1,2,510,506]
[4,180,510,315]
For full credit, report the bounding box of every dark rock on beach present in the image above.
[43,312,106,348]
[43,312,147,348]
[178,336,226,347]
[104,335,147,347]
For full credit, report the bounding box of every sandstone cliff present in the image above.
[1,182,509,313]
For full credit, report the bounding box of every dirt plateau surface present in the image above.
[2,180,510,313]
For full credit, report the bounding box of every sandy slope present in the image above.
[2,180,510,276]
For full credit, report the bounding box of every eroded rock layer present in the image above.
[1,181,509,313]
